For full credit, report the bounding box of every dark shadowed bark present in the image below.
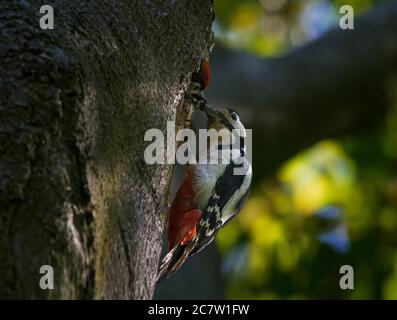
[207,1,397,179]
[0,0,213,299]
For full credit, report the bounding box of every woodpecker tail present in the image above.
[157,243,190,282]
[157,244,185,281]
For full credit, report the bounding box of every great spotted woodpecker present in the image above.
[157,103,252,281]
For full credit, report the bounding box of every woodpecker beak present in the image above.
[201,103,221,120]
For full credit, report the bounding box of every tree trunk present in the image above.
[0,0,214,299]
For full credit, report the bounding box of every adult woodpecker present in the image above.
[157,104,252,281]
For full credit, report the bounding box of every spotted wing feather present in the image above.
[191,162,249,255]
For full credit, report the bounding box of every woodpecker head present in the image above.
[202,105,247,139]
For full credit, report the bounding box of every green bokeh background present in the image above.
[213,0,397,299]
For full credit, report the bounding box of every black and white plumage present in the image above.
[192,159,251,255]
[157,106,252,281]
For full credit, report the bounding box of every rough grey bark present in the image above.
[0,0,213,299]
[207,1,397,179]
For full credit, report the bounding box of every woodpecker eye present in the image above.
[230,112,238,121]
